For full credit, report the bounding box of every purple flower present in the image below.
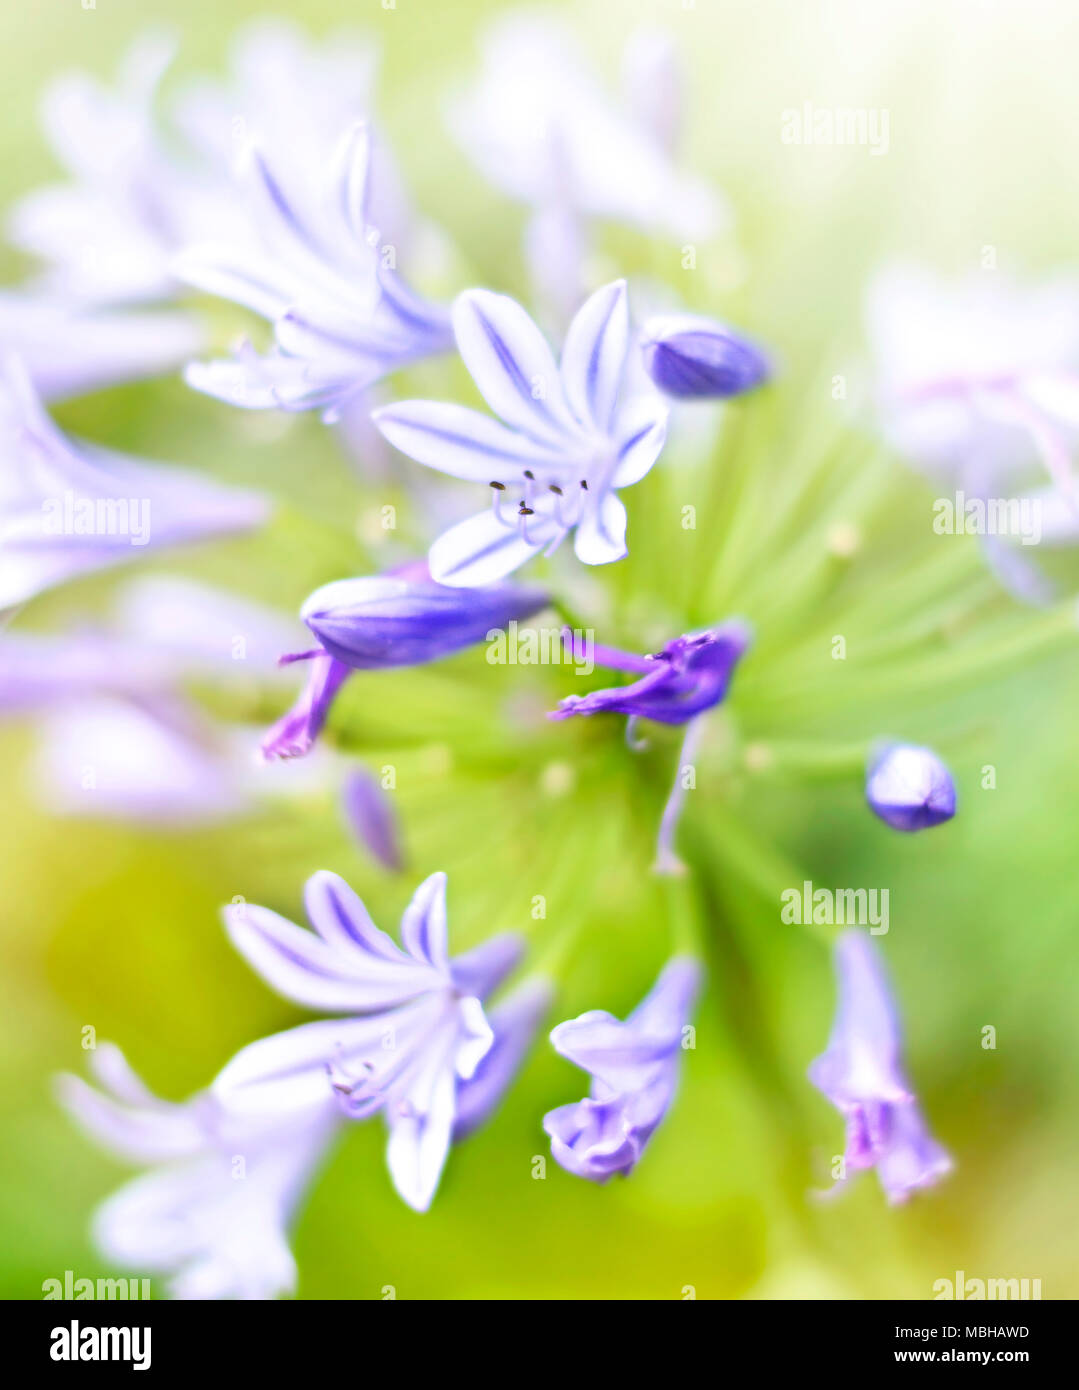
[866,742,957,832]
[57,1043,338,1300]
[641,314,771,400]
[214,870,530,1210]
[543,957,699,1181]
[374,280,669,585]
[809,932,952,1204]
[179,123,452,420]
[0,356,268,610]
[551,621,750,725]
[0,292,203,400]
[262,561,549,759]
[551,622,750,873]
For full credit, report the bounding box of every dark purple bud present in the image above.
[866,743,957,832]
[641,315,771,399]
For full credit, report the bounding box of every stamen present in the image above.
[490,480,511,527]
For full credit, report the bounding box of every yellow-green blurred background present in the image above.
[3,0,1079,1299]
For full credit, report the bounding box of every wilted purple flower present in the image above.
[214,870,530,1210]
[57,1043,338,1300]
[543,957,699,1181]
[375,280,669,586]
[0,292,202,400]
[262,562,549,759]
[341,765,403,872]
[551,622,750,725]
[551,622,750,873]
[866,742,957,832]
[641,314,771,400]
[179,122,452,420]
[809,932,952,1204]
[0,356,267,611]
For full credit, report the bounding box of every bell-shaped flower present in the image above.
[0,356,267,610]
[866,742,957,832]
[641,314,771,400]
[375,280,669,586]
[543,958,699,1181]
[179,122,452,420]
[213,870,531,1211]
[262,560,549,759]
[809,932,952,1204]
[57,1043,339,1300]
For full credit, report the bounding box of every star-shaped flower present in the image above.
[375,279,669,586]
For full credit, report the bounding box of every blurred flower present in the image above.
[543,957,699,1181]
[552,622,751,873]
[8,22,409,308]
[865,742,957,833]
[179,122,452,421]
[809,932,952,1204]
[57,1043,338,1300]
[375,280,669,585]
[341,766,403,871]
[0,576,328,824]
[449,14,726,317]
[641,314,771,400]
[0,292,202,400]
[214,870,528,1211]
[0,357,267,611]
[262,561,549,759]
[867,265,1079,601]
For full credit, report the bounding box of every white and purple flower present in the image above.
[375,280,669,585]
[0,356,267,611]
[57,1043,339,1301]
[865,742,957,833]
[543,958,699,1182]
[214,870,542,1211]
[809,932,952,1204]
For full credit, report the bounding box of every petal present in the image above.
[385,1050,458,1212]
[453,979,552,1141]
[399,871,450,973]
[373,399,564,481]
[560,279,629,433]
[213,1013,405,1115]
[223,898,437,1012]
[452,288,577,445]
[428,506,555,587]
[55,1074,206,1164]
[573,491,627,566]
[612,394,669,487]
[450,931,525,999]
[341,767,403,871]
[302,870,405,962]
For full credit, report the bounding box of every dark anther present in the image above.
[489,480,506,490]
[518,504,535,516]
[549,484,563,495]
[579,479,589,490]
[523,469,535,480]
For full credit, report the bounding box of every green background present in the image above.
[2,0,1078,1299]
